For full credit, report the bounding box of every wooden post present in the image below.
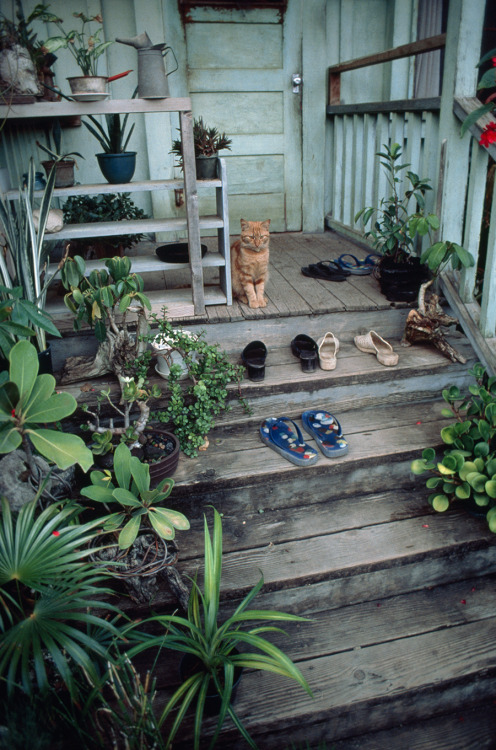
[179,110,205,315]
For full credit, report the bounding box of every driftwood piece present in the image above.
[401,282,467,364]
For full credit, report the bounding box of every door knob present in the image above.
[292,73,302,93]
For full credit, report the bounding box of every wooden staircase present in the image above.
[114,305,496,749]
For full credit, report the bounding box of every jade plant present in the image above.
[411,363,496,531]
[0,339,93,479]
[147,311,249,457]
[80,442,190,550]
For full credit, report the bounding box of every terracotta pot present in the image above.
[41,159,75,188]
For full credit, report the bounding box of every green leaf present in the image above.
[118,515,141,549]
[129,455,150,496]
[485,480,496,499]
[112,488,143,508]
[431,494,450,512]
[466,472,488,493]
[151,507,190,531]
[80,485,115,503]
[9,340,38,404]
[113,442,132,490]
[28,429,93,472]
[455,482,471,499]
[411,458,428,475]
[23,389,77,424]
[148,510,175,540]
[0,423,22,453]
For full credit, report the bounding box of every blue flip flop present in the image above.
[336,253,378,275]
[301,410,349,458]
[260,417,319,467]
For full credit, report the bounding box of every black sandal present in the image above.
[291,334,318,372]
[242,340,267,381]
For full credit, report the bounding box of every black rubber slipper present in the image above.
[242,340,267,381]
[301,261,349,281]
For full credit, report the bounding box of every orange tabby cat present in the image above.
[230,219,270,308]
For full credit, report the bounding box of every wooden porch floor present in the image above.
[136,229,396,325]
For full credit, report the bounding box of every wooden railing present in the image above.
[444,97,496,354]
[325,35,445,242]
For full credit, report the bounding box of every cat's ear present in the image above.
[240,218,248,230]
[261,219,271,229]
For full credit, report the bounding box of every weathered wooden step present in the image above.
[331,701,496,750]
[152,576,496,749]
[169,399,449,504]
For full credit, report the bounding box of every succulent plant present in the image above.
[411,363,496,531]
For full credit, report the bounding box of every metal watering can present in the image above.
[116,32,178,99]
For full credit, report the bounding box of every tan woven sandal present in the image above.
[353,330,398,367]
[317,332,339,370]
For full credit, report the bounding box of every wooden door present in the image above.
[182,2,303,232]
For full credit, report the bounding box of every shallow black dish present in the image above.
[155,242,208,264]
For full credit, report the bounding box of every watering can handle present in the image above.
[163,46,179,77]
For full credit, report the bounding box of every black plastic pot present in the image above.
[195,155,218,179]
[377,256,429,302]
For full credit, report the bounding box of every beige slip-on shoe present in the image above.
[353,330,398,367]
[317,332,340,370]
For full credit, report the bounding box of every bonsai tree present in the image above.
[80,442,190,550]
[0,339,93,481]
[81,372,161,453]
[62,193,147,258]
[411,363,496,532]
[128,508,313,750]
[60,255,151,393]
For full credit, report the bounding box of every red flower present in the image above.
[52,530,60,537]
[11,409,15,417]
[492,57,496,67]
[479,122,496,148]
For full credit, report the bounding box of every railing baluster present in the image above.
[480,171,496,338]
[460,139,488,303]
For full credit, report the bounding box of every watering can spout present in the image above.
[116,31,178,98]
[116,32,153,49]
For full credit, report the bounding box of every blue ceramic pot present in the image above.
[96,152,137,184]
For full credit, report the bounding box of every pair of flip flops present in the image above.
[301,260,350,282]
[260,411,349,467]
[335,254,380,275]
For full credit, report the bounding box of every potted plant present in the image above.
[147,312,249,457]
[81,370,180,479]
[411,362,496,531]
[40,10,113,96]
[0,158,64,370]
[128,508,313,750]
[82,111,137,183]
[60,255,151,392]
[355,143,438,301]
[170,116,232,179]
[36,117,84,187]
[0,0,57,100]
[62,193,147,257]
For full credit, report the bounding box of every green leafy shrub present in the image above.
[148,313,249,457]
[411,363,496,531]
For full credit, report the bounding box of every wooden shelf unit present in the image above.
[0,98,232,318]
